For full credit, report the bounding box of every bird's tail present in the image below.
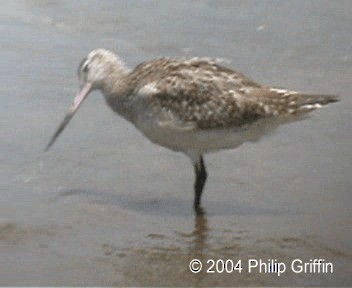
[295,94,339,111]
[242,92,339,143]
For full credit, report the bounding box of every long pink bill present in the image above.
[45,83,92,152]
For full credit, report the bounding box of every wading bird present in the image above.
[46,49,339,214]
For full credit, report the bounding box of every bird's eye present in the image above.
[82,63,89,73]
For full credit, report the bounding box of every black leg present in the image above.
[193,155,207,213]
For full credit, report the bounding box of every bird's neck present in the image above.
[101,64,131,99]
[100,65,137,122]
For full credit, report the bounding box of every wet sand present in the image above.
[1,1,351,286]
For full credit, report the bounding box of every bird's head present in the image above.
[78,49,121,90]
[45,48,125,151]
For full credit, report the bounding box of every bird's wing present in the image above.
[132,59,338,129]
[132,58,262,129]
[247,87,339,116]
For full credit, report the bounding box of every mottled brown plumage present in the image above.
[46,49,339,213]
[97,55,338,130]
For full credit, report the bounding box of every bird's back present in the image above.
[125,57,338,131]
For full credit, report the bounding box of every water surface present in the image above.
[1,1,351,286]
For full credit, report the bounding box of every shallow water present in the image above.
[1,0,351,286]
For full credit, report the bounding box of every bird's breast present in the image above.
[133,109,247,153]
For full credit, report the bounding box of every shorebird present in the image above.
[45,49,339,213]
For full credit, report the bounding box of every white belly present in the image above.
[134,116,250,154]
[141,123,245,153]
[133,111,299,154]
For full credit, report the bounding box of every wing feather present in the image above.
[130,58,338,129]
